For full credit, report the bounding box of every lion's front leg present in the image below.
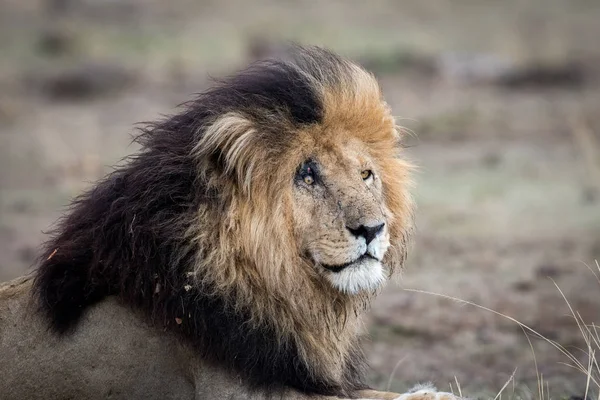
[356,384,466,400]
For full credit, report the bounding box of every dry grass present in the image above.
[405,261,600,400]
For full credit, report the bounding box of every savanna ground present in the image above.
[1,1,600,398]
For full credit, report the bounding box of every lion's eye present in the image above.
[361,170,373,180]
[296,161,318,186]
[302,166,315,185]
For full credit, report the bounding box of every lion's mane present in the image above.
[33,46,413,397]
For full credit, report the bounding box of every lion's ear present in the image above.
[193,113,262,192]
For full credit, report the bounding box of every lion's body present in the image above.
[0,277,406,399]
[0,47,464,400]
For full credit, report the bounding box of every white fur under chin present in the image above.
[326,258,385,294]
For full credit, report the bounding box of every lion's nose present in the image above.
[346,223,385,245]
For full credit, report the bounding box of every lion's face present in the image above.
[291,137,392,295]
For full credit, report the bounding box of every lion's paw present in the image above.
[394,383,468,400]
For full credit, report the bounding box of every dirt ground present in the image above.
[1,1,600,398]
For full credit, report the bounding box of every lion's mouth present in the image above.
[322,254,379,273]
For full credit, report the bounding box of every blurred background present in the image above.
[1,0,599,397]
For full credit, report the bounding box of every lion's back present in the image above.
[0,276,196,400]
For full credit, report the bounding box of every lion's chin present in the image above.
[325,257,385,295]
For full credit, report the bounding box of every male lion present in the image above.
[0,46,461,400]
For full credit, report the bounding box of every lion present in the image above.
[0,46,462,400]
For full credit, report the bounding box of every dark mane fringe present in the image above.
[33,46,367,397]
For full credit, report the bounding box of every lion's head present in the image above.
[34,46,413,397]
